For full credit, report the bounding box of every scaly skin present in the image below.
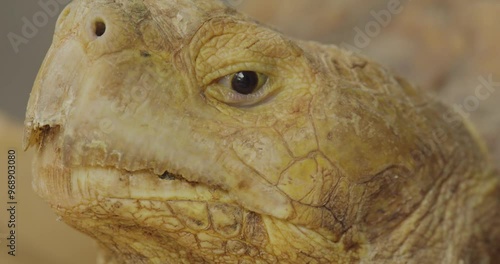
[24,0,500,263]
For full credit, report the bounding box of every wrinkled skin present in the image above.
[24,0,500,263]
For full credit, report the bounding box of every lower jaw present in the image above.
[33,156,262,262]
[30,136,275,260]
[32,150,242,228]
[68,166,234,204]
[31,138,249,239]
[32,132,236,208]
[34,169,276,264]
[32,156,352,263]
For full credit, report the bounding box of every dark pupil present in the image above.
[231,71,259,95]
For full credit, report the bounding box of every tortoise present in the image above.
[24,0,500,263]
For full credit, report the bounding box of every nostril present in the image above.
[94,19,106,37]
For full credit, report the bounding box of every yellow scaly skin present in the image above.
[24,0,500,263]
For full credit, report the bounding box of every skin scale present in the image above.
[23,0,500,263]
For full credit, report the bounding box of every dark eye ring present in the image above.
[218,71,268,95]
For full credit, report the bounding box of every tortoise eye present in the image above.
[232,71,259,94]
[207,69,272,106]
[219,71,268,95]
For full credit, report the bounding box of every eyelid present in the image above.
[224,85,268,104]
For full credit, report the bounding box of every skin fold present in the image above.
[24,0,500,263]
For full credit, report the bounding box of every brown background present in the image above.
[1,0,498,263]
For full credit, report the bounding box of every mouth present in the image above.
[159,171,183,181]
[75,167,219,201]
[26,124,234,210]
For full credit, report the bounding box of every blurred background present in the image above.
[1,0,498,263]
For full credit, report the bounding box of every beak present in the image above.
[24,40,87,151]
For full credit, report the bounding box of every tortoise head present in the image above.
[24,0,499,263]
